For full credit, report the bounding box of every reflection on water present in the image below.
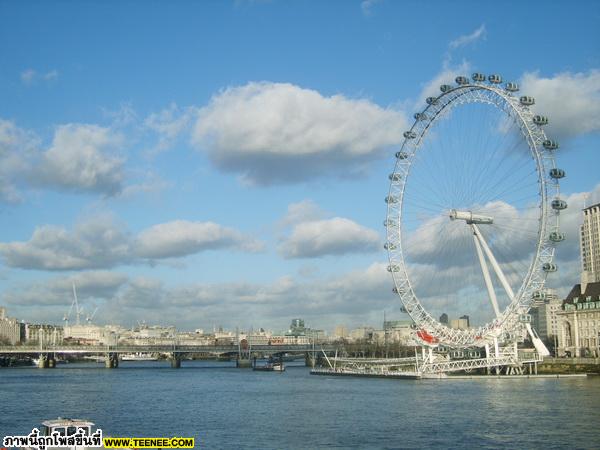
[1,361,599,449]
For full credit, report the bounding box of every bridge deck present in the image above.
[0,344,337,355]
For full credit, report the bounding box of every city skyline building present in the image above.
[558,203,600,357]
[581,202,600,289]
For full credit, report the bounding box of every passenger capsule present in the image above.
[542,262,558,272]
[395,151,408,160]
[488,74,502,84]
[532,291,547,301]
[520,96,535,106]
[549,231,565,242]
[389,173,402,181]
[393,286,405,294]
[383,219,396,227]
[440,84,453,93]
[550,168,565,179]
[400,306,407,313]
[384,242,397,250]
[387,264,400,273]
[385,196,398,204]
[426,96,438,105]
[551,199,567,210]
[543,140,559,150]
[519,314,532,323]
[472,73,486,82]
[505,82,519,92]
[455,76,469,85]
[403,131,417,139]
[414,112,428,121]
[533,115,549,126]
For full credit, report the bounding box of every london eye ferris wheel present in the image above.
[385,73,566,350]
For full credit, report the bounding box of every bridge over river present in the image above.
[0,343,339,368]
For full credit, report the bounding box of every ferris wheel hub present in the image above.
[449,209,494,225]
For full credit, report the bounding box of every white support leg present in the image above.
[472,227,501,318]
[494,337,501,374]
[472,224,515,300]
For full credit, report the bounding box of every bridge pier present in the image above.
[170,353,181,369]
[47,357,56,368]
[37,355,48,369]
[236,357,252,368]
[105,353,119,369]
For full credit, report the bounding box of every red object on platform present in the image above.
[417,329,439,344]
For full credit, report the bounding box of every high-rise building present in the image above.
[459,315,470,328]
[556,203,600,357]
[581,202,600,288]
[0,307,21,345]
[530,296,562,342]
[439,313,449,325]
[333,325,348,339]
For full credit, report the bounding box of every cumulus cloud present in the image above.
[278,199,326,227]
[449,24,486,50]
[34,124,125,195]
[0,216,131,271]
[192,82,407,185]
[520,69,600,138]
[279,217,380,259]
[135,220,263,259]
[3,271,128,306]
[0,216,263,271]
[0,119,39,203]
[277,200,381,258]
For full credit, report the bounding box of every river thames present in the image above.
[2,361,599,449]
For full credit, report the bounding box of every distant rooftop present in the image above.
[583,202,600,211]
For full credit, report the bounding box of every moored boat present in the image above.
[120,352,158,361]
[253,361,285,372]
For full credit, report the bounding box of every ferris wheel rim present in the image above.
[385,78,562,349]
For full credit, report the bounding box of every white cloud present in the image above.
[279,199,327,227]
[361,0,381,16]
[277,200,381,259]
[2,262,398,331]
[0,216,131,271]
[0,119,40,203]
[135,220,263,259]
[416,61,471,108]
[34,124,125,195]
[0,216,263,270]
[20,69,36,84]
[20,69,59,85]
[192,82,407,185]
[520,69,600,138]
[3,271,128,306]
[449,24,486,50]
[144,103,195,154]
[279,217,380,259]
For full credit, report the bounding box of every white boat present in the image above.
[121,352,158,361]
[14,418,105,450]
[253,361,285,372]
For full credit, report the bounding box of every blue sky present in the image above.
[0,0,599,332]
